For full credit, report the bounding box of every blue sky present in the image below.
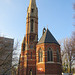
[0,0,75,47]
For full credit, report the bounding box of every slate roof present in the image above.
[37,28,59,45]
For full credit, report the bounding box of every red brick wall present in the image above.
[36,43,62,75]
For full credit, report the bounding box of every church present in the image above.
[18,0,62,75]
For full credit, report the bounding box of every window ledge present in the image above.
[56,62,61,64]
[46,61,54,63]
[46,62,61,65]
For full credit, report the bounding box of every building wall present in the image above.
[0,37,14,75]
[36,43,62,75]
[36,43,45,75]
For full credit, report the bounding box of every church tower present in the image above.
[25,0,38,75]
[26,0,38,50]
[19,0,38,75]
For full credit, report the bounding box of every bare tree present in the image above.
[0,37,20,75]
[61,31,75,73]
[70,31,75,73]
[12,40,20,75]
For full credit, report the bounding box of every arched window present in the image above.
[29,69,32,75]
[47,48,53,61]
[38,49,43,62]
[57,49,60,62]
[31,19,34,32]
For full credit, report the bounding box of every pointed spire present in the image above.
[29,0,36,7]
[28,0,37,12]
[27,0,38,18]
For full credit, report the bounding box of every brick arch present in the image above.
[37,47,43,51]
[47,47,53,51]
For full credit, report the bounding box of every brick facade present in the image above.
[17,0,62,75]
[36,43,62,75]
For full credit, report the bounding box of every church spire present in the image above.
[26,0,38,35]
[29,0,36,7]
[27,0,38,18]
